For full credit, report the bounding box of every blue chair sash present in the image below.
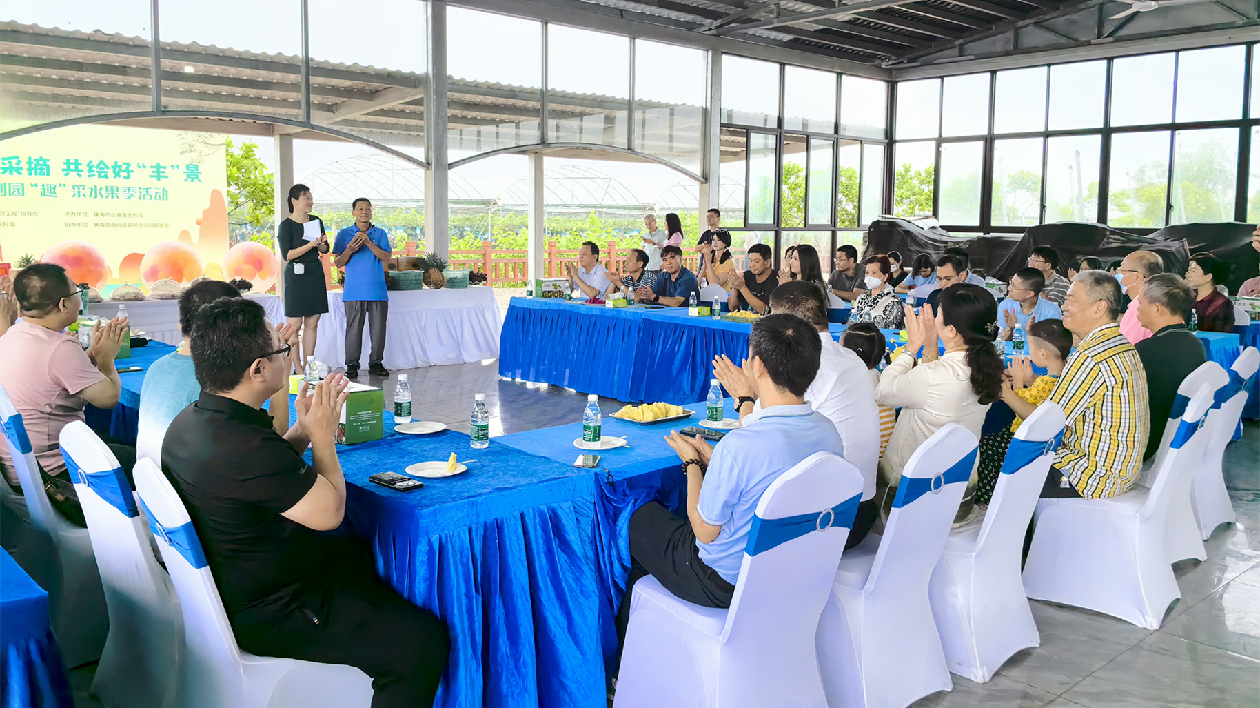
[745,492,861,557]
[63,451,138,518]
[1213,369,1250,409]
[139,499,209,570]
[999,430,1064,477]
[1169,393,1190,420]
[1169,416,1205,450]
[892,448,978,509]
[1,413,32,455]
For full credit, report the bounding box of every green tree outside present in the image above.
[226,138,275,248]
[893,162,934,217]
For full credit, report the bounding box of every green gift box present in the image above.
[335,382,383,445]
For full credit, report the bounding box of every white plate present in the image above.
[700,418,739,430]
[405,461,468,478]
[395,421,448,435]
[572,436,628,451]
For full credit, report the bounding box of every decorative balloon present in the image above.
[139,241,204,288]
[223,241,279,293]
[41,240,111,289]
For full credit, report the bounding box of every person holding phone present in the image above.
[278,183,330,367]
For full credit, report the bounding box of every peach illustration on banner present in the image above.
[140,241,204,287]
[41,240,111,289]
[224,241,279,292]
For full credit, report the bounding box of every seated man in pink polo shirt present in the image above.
[0,263,131,526]
[1116,250,1163,345]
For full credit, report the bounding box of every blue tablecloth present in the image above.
[1195,331,1247,436]
[1,548,73,708]
[317,424,604,708]
[83,342,177,445]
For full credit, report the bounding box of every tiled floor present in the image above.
[70,362,1260,708]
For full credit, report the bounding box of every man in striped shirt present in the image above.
[1040,271,1148,498]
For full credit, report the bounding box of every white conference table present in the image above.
[88,287,501,369]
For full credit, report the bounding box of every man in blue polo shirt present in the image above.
[333,197,392,378]
[639,245,699,306]
[997,267,1062,341]
[615,314,845,650]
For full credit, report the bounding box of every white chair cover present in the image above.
[61,422,181,708]
[929,403,1067,683]
[1235,305,1251,328]
[1191,347,1258,539]
[131,459,372,708]
[1023,384,1216,629]
[1148,362,1228,563]
[699,284,729,305]
[614,452,864,708]
[0,384,107,668]
[817,424,980,708]
[0,463,30,551]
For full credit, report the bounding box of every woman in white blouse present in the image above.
[850,255,904,329]
[875,283,1004,522]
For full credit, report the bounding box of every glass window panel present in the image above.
[784,66,837,133]
[722,56,779,128]
[310,0,427,156]
[448,8,540,158]
[634,40,705,176]
[548,26,629,149]
[938,141,983,225]
[1,0,154,130]
[782,134,806,228]
[1249,127,1260,223]
[1252,50,1260,119]
[991,138,1044,226]
[1175,46,1245,123]
[1111,53,1175,127]
[993,67,1047,134]
[1108,131,1171,228]
[748,132,777,224]
[941,74,989,137]
[894,79,940,140]
[893,141,935,217]
[1048,61,1105,130]
[860,143,884,226]
[838,141,861,228]
[1170,128,1238,224]
[720,127,747,226]
[159,0,301,119]
[808,138,835,225]
[1045,134,1101,223]
[840,75,887,139]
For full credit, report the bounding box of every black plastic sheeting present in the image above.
[864,218,1258,292]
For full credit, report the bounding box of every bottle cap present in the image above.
[307,355,315,362]
[588,394,598,402]
[476,393,485,401]
[399,374,407,381]
[711,378,719,385]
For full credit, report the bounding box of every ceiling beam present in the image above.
[945,0,1024,20]
[857,11,965,38]
[695,0,783,32]
[899,5,988,28]
[772,25,900,55]
[327,86,425,123]
[811,18,935,47]
[713,0,942,33]
[889,0,1105,64]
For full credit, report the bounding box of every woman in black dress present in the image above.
[278,183,330,367]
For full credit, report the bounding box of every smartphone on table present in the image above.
[679,426,726,442]
[369,472,424,491]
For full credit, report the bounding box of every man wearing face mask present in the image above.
[1116,250,1163,345]
[849,256,904,329]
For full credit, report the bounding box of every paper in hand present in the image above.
[302,220,322,242]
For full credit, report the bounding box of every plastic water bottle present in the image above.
[471,394,490,449]
[1012,323,1026,354]
[1189,310,1198,332]
[304,356,320,385]
[707,379,723,422]
[393,374,412,424]
[582,394,602,444]
[688,290,699,316]
[712,296,722,319]
[117,304,128,321]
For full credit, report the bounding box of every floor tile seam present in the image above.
[1052,629,1158,699]
[1154,629,1260,666]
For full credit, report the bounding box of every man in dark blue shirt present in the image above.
[641,245,700,306]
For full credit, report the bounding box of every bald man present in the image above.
[1117,250,1163,344]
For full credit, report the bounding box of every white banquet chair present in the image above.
[1191,347,1258,539]
[1023,383,1216,629]
[929,402,1066,683]
[0,383,108,668]
[131,458,373,708]
[817,424,980,708]
[1233,305,1249,329]
[61,421,182,708]
[614,452,864,708]
[0,462,30,552]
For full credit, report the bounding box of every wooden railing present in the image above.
[394,240,749,286]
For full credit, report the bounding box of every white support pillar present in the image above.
[698,50,722,226]
[272,130,294,297]
[424,0,450,258]
[527,151,545,283]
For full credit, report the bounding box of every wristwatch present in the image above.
[737,396,756,410]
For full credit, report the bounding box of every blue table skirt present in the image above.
[1237,322,1259,420]
[1195,331,1246,437]
[83,342,176,445]
[1,549,73,708]
[325,426,604,708]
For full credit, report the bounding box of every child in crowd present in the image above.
[975,318,1072,505]
[840,323,896,461]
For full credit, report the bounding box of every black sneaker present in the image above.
[368,364,390,377]
[345,366,360,379]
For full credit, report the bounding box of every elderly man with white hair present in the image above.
[1003,270,1149,499]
